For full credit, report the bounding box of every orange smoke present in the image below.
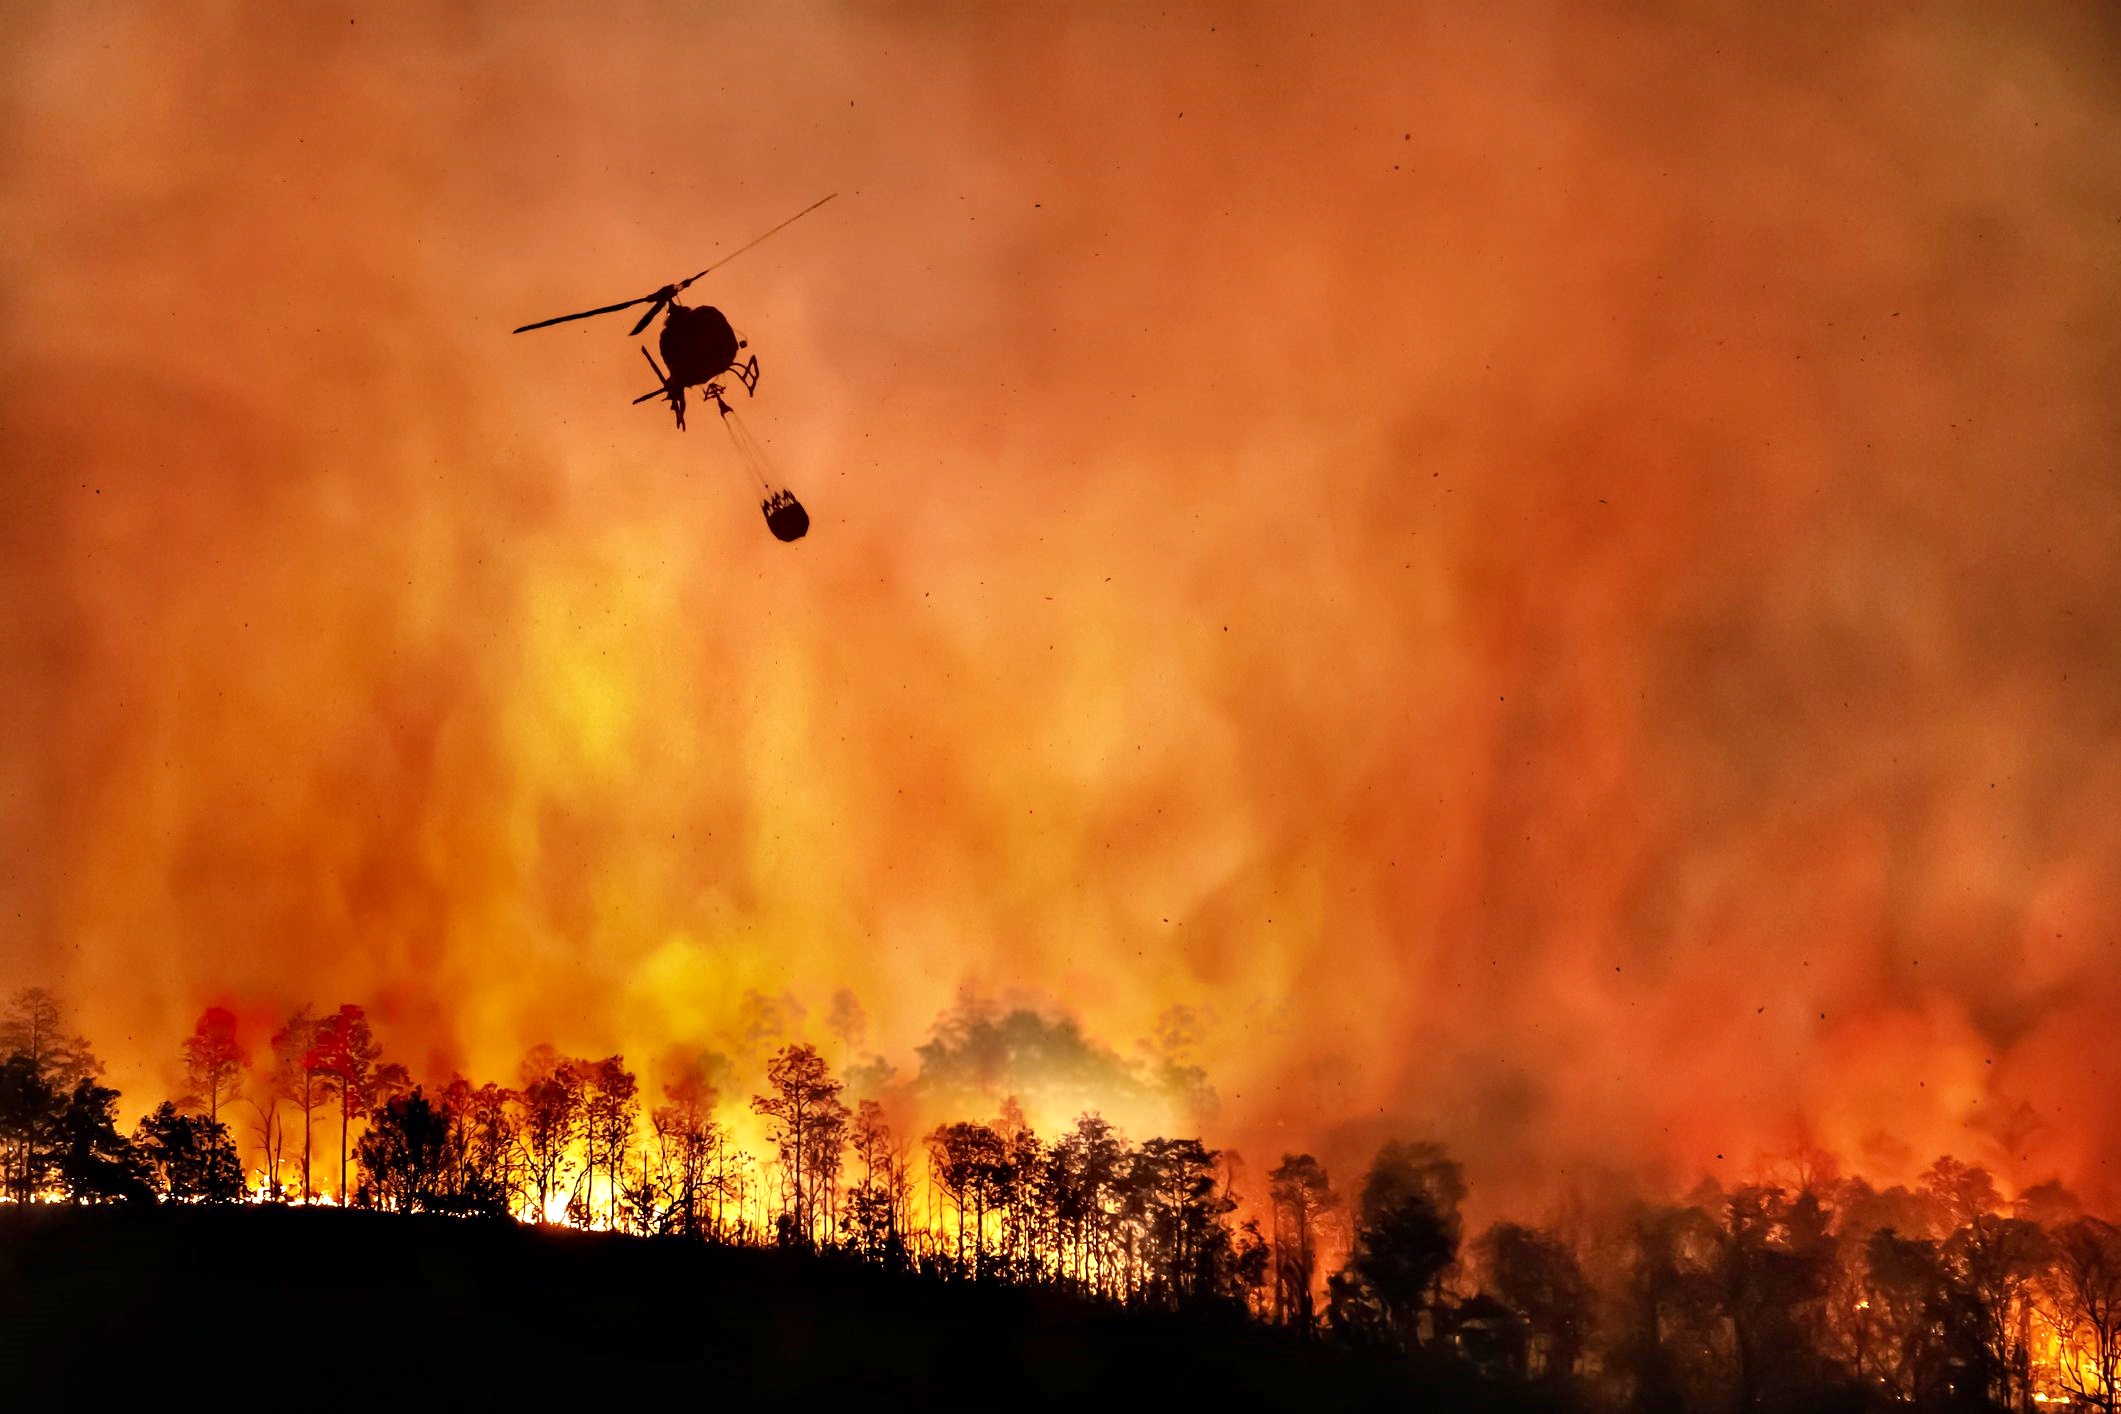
[2,2,2118,1214]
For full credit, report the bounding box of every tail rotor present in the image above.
[632,347,686,429]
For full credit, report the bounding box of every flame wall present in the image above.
[3,1,2118,1213]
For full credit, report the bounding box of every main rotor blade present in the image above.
[673,192,838,292]
[511,293,654,334]
[512,194,834,335]
[628,293,671,337]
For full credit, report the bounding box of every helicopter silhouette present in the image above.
[512,194,834,540]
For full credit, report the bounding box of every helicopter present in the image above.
[511,194,835,541]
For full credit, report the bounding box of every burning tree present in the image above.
[647,1065,722,1239]
[269,1005,323,1202]
[1472,1221,1591,1381]
[1608,1202,1730,1411]
[1125,1136,1244,1310]
[178,1005,249,1129]
[1856,1225,1952,1404]
[2042,1217,2121,1410]
[439,1077,525,1215]
[0,990,111,1203]
[518,1045,585,1221]
[1329,1140,1466,1351]
[800,1088,850,1245]
[1269,1152,1336,1331]
[0,1053,60,1202]
[307,1004,383,1204]
[1052,1112,1126,1296]
[356,1086,509,1216]
[579,1055,640,1227]
[1716,1184,1839,1410]
[925,1118,1007,1275]
[20,994,2121,1414]
[751,1042,847,1247]
[355,1087,455,1212]
[1947,1212,2051,1410]
[993,1101,1045,1279]
[844,1099,903,1263]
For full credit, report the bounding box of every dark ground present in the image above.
[0,1205,1558,1411]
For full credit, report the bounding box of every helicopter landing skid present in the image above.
[635,357,756,430]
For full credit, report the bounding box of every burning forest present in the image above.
[3,0,2119,1409]
[5,985,2121,1410]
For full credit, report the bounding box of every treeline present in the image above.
[2,987,2118,1412]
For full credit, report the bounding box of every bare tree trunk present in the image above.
[792,1103,804,1242]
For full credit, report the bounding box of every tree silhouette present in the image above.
[851,1099,891,1189]
[270,1005,323,1202]
[1474,1221,1591,1381]
[579,1056,639,1227]
[355,1087,467,1213]
[1053,1113,1125,1295]
[1717,1184,1838,1410]
[0,990,102,1202]
[1850,1225,1953,1405]
[0,1052,60,1202]
[372,1060,414,1111]
[751,1043,845,1247]
[802,1089,850,1246]
[30,996,2121,1410]
[1269,1153,1335,1331]
[308,1004,383,1203]
[1232,1215,1272,1316]
[2043,1217,2121,1411]
[53,1076,151,1203]
[648,1066,720,1240]
[1946,1212,2051,1411]
[439,1077,523,1217]
[845,1099,902,1262]
[0,988,99,1092]
[925,1118,1004,1272]
[995,1102,1044,1280]
[848,1102,916,1266]
[1127,1136,1239,1309]
[1611,1202,1729,1413]
[1332,1140,1465,1350]
[179,1005,250,1129]
[246,1061,285,1200]
[1924,1156,2004,1232]
[518,1045,584,1221]
[134,1100,244,1202]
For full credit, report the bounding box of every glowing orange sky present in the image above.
[2,1,2117,1213]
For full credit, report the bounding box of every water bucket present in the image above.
[762,490,809,542]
